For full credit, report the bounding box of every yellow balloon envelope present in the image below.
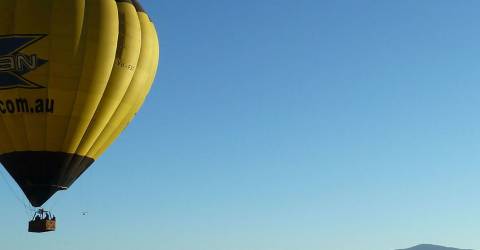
[0,0,159,207]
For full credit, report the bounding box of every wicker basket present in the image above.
[28,219,56,233]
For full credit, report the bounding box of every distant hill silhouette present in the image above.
[397,244,474,250]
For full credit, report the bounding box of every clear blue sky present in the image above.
[2,1,480,250]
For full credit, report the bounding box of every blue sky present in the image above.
[2,1,480,250]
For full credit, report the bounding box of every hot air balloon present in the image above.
[0,0,159,232]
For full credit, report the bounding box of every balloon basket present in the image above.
[28,209,56,233]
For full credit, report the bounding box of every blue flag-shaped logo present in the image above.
[0,35,48,89]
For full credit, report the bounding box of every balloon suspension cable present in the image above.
[0,167,33,216]
[32,208,55,220]
[44,190,65,213]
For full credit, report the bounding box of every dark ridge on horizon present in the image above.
[396,244,474,250]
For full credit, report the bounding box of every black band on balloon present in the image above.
[0,151,94,207]
[116,0,134,4]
